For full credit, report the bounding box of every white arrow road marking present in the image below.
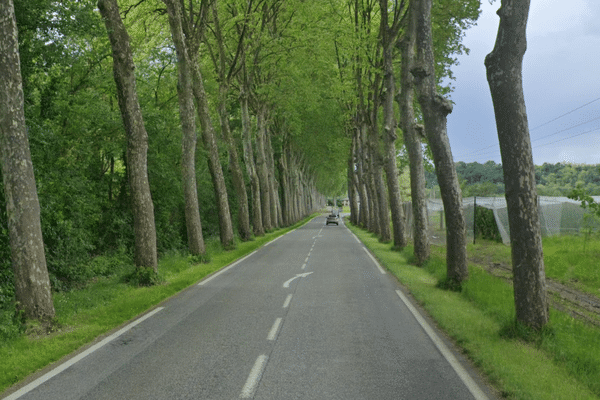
[283,272,314,288]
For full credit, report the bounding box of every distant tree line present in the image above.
[425,161,600,197]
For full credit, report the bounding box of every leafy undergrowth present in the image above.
[0,214,317,395]
[348,223,600,400]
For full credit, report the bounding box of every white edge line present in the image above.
[198,251,255,286]
[283,294,293,308]
[267,318,283,341]
[263,236,281,246]
[240,354,268,398]
[4,307,165,400]
[395,290,489,400]
[347,227,361,243]
[363,247,386,274]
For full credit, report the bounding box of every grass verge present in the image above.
[347,223,600,400]
[0,214,317,395]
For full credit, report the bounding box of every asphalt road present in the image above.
[7,216,497,400]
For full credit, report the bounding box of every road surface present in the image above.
[6,216,497,400]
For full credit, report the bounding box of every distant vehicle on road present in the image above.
[326,213,339,226]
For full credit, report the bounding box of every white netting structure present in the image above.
[410,196,600,245]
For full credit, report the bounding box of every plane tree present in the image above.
[485,0,549,330]
[0,0,55,323]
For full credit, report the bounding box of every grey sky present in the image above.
[446,0,600,165]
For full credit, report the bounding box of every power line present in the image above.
[455,96,600,161]
[456,127,600,162]
[533,127,600,149]
[530,96,600,131]
[531,115,600,143]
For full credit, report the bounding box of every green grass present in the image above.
[0,215,316,395]
[543,234,600,295]
[348,224,600,400]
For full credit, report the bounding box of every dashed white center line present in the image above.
[240,354,269,398]
[267,318,282,341]
[283,294,293,308]
[301,263,306,270]
[304,256,309,263]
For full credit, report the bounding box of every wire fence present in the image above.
[405,196,600,245]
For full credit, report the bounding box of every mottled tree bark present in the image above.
[210,2,252,241]
[399,2,430,265]
[485,0,548,330]
[255,107,272,231]
[0,0,55,322]
[264,130,281,228]
[240,89,264,236]
[278,144,290,226]
[99,0,157,270]
[411,0,467,284]
[348,134,359,225]
[218,87,252,241]
[355,126,369,228]
[163,0,205,256]
[190,52,235,249]
[367,72,391,241]
[379,0,407,249]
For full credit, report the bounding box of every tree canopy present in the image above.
[1,0,482,326]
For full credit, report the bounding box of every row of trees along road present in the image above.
[1,0,549,331]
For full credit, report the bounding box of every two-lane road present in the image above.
[6,216,497,400]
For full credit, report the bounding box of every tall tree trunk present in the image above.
[485,0,548,330]
[210,3,252,241]
[0,0,55,322]
[348,134,360,225]
[240,90,264,236]
[218,85,251,241]
[399,4,430,265]
[189,54,235,249]
[98,0,157,270]
[355,126,369,228]
[163,0,205,256]
[265,130,281,228]
[367,76,390,241]
[278,146,290,226]
[255,107,272,231]
[411,0,468,285]
[379,0,406,249]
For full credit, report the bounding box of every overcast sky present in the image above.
[446,0,600,166]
